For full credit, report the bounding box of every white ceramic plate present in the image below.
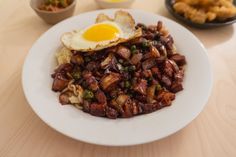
[22,9,212,146]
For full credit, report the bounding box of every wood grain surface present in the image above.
[0,0,236,156]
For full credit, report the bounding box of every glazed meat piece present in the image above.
[53,63,73,76]
[82,71,99,91]
[105,106,118,119]
[130,53,143,65]
[161,75,172,87]
[133,79,147,95]
[171,81,183,93]
[116,46,131,60]
[164,60,174,78]
[59,91,73,105]
[142,59,156,70]
[52,73,69,92]
[100,72,121,91]
[122,99,135,118]
[95,90,107,104]
[90,103,106,117]
[170,54,186,66]
[70,54,84,65]
[157,91,175,106]
[86,61,100,71]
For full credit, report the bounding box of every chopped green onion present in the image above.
[83,90,94,99]
[142,41,150,48]
[131,45,137,54]
[123,66,129,72]
[72,71,81,80]
[124,81,131,88]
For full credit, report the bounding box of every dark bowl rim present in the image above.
[30,0,77,14]
[165,0,236,28]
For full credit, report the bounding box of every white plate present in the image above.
[22,9,212,146]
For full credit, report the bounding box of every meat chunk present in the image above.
[133,79,147,95]
[105,106,118,119]
[157,91,175,106]
[116,46,131,60]
[90,103,106,117]
[170,54,186,66]
[70,54,84,65]
[130,37,147,45]
[52,73,69,92]
[59,91,73,105]
[151,67,162,80]
[143,46,160,59]
[164,60,174,78]
[174,69,184,82]
[130,53,143,65]
[161,75,172,87]
[171,82,183,93]
[168,59,179,72]
[131,101,140,115]
[82,100,90,113]
[109,99,124,115]
[100,72,121,91]
[142,70,152,78]
[95,90,107,104]
[142,59,156,70]
[54,63,73,75]
[101,54,119,72]
[82,71,99,91]
[139,103,153,113]
[116,94,129,106]
[122,99,133,118]
[101,53,113,69]
[86,61,99,71]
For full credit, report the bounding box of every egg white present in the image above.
[61,11,142,52]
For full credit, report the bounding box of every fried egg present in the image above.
[61,10,142,52]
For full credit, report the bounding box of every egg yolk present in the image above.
[83,23,120,42]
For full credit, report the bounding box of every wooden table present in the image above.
[1,0,236,156]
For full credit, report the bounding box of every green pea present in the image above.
[142,41,150,48]
[124,81,131,88]
[72,71,81,80]
[123,66,129,72]
[83,90,94,99]
[131,45,137,54]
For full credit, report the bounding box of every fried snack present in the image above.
[173,0,236,23]
[174,2,208,23]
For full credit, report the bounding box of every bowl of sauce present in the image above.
[30,0,77,24]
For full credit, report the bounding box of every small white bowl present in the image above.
[95,0,135,9]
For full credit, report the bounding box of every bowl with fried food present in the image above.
[165,0,236,28]
[30,0,77,24]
